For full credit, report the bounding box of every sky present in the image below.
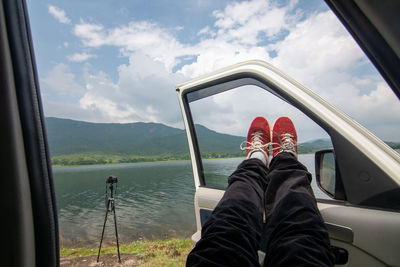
[26,0,400,142]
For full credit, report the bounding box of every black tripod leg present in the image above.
[97,200,110,262]
[112,201,122,263]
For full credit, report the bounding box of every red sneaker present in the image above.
[240,116,271,159]
[272,117,298,158]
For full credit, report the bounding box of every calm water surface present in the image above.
[54,154,327,247]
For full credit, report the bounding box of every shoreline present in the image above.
[51,155,245,168]
[51,152,326,168]
[61,238,192,266]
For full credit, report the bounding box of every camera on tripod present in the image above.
[97,175,121,263]
[106,175,118,184]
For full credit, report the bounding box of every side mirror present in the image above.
[315,149,346,200]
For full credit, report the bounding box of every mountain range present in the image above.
[46,117,245,156]
[46,117,398,166]
[46,117,251,165]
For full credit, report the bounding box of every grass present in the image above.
[60,238,193,266]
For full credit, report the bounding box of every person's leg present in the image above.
[187,158,268,267]
[187,117,271,267]
[263,117,334,266]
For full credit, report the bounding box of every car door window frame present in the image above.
[177,60,400,210]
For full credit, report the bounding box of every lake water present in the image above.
[54,154,328,247]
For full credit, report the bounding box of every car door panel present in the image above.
[329,240,385,267]
[177,61,400,266]
[193,188,400,266]
[319,202,400,266]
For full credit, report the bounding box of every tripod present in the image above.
[97,178,121,263]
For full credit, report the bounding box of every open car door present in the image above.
[176,60,400,266]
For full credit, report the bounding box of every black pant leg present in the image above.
[263,152,334,267]
[187,158,269,267]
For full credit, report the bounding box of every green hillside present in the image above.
[386,141,400,149]
[46,118,400,166]
[46,117,244,165]
[46,117,187,156]
[298,139,333,154]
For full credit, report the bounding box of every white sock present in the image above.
[249,151,268,166]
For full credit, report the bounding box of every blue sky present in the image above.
[26,0,400,142]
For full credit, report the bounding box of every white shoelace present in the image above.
[271,133,297,156]
[240,132,270,158]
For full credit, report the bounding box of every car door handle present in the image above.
[325,222,354,243]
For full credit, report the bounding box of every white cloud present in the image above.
[269,11,365,90]
[357,82,400,132]
[212,0,293,44]
[42,56,185,124]
[178,1,294,77]
[48,5,71,24]
[197,26,214,36]
[190,84,328,141]
[73,20,191,71]
[264,10,400,141]
[71,0,291,74]
[42,63,84,97]
[76,53,185,125]
[49,0,400,141]
[67,52,96,62]
[181,2,400,141]
[41,64,91,121]
[80,94,136,123]
[71,0,292,78]
[179,44,270,78]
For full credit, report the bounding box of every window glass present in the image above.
[25,0,399,250]
[189,85,332,199]
[320,152,336,196]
